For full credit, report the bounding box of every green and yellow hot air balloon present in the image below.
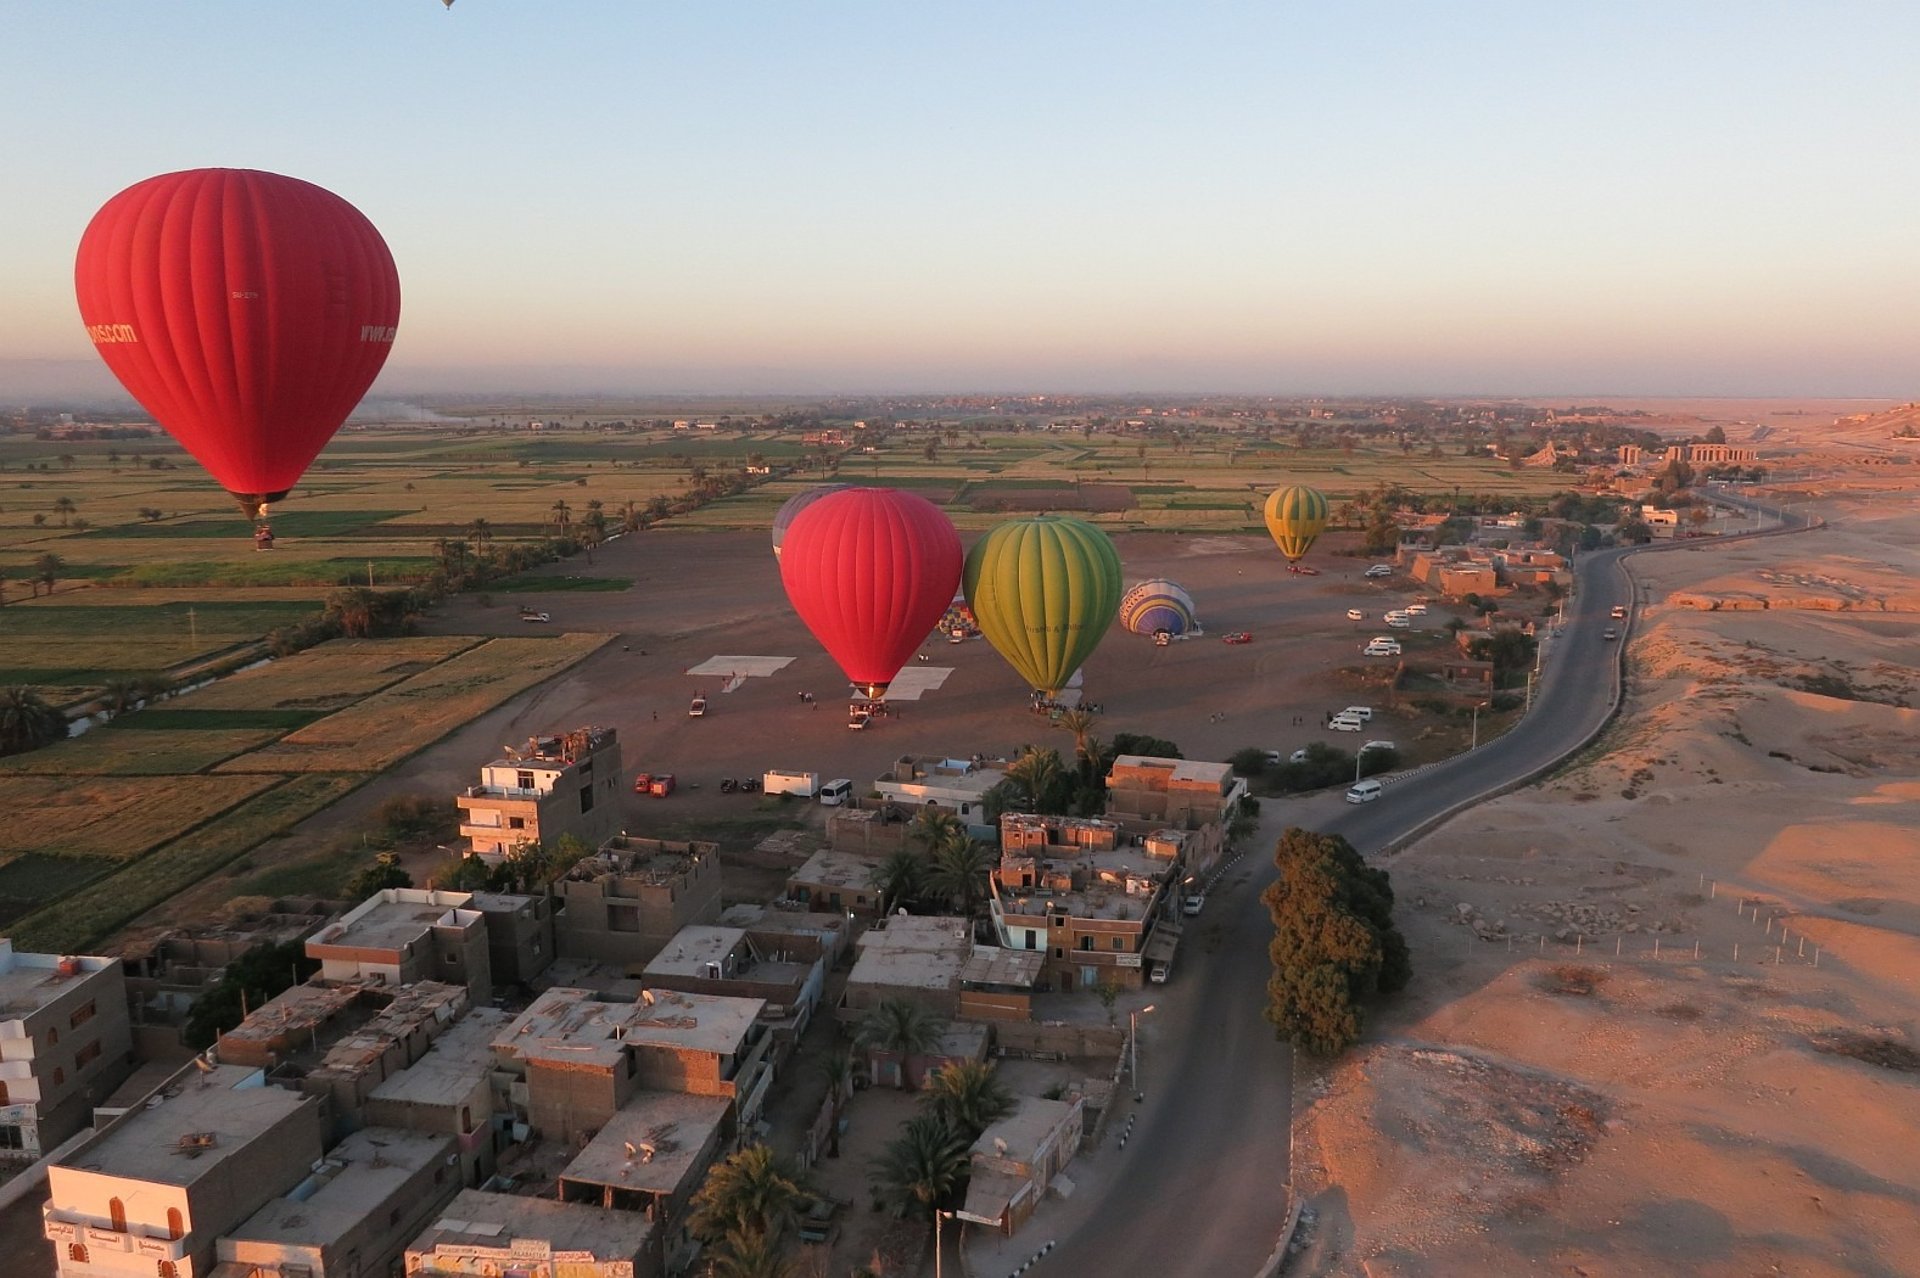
[963,515,1123,696]
[1263,484,1329,567]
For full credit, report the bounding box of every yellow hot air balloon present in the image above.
[963,515,1123,696]
[1264,485,1329,566]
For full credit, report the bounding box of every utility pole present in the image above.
[367,559,375,588]
[188,607,197,646]
[1130,1003,1157,1099]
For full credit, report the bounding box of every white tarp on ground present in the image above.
[871,666,954,701]
[685,655,795,678]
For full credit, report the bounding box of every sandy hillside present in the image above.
[1285,476,1920,1277]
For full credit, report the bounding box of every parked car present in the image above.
[1288,748,1312,764]
[1222,631,1253,645]
[1359,739,1396,755]
[688,696,707,717]
[1346,608,1365,621]
[1329,714,1364,732]
[1342,706,1374,721]
[1346,778,1384,804]
[1405,602,1428,616]
[647,773,676,797]
[847,708,872,730]
[1182,893,1206,917]
[1365,564,1394,578]
[1363,639,1403,657]
[631,772,653,794]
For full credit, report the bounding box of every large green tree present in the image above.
[855,998,941,1089]
[1262,827,1411,1056]
[0,686,66,757]
[922,1060,1013,1142]
[690,1144,810,1243]
[870,1114,971,1219]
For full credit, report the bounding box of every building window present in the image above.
[51,1067,64,1086]
[167,1207,183,1240]
[1024,931,1036,950]
[109,1198,127,1231]
[0,1080,7,1104]
[1077,936,1092,951]
[517,770,535,790]
[46,1026,57,1046]
[68,1245,88,1264]
[579,784,594,814]
[508,816,526,830]
[0,1126,21,1150]
[70,1001,96,1029]
[159,1262,179,1278]
[76,1041,101,1068]
[1111,937,1125,951]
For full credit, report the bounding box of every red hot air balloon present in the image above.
[778,488,962,699]
[74,168,401,524]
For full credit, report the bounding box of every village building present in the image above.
[406,1189,660,1278]
[465,890,555,988]
[43,1063,326,1278]
[0,939,132,1161]
[840,915,974,1018]
[556,1090,733,1260]
[215,1126,459,1278]
[786,850,887,917]
[364,1006,512,1188]
[490,987,772,1141]
[639,924,827,1046]
[957,1095,1086,1236]
[455,728,624,861]
[552,837,724,970]
[716,904,853,969]
[305,888,492,1003]
[871,755,1006,825]
[988,828,1175,993]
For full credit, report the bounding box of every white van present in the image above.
[1345,778,1384,804]
[818,778,853,806]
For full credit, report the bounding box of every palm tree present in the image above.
[32,553,63,598]
[708,1227,797,1278]
[910,808,966,857]
[870,1114,970,1219]
[689,1144,809,1243]
[925,839,994,917]
[854,998,941,1090]
[922,1060,1014,1142]
[466,517,493,545]
[549,498,572,532]
[870,849,923,917]
[51,496,75,526]
[1004,746,1068,815]
[1056,708,1097,763]
[0,686,67,757]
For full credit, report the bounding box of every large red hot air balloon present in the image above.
[779,488,962,698]
[74,168,401,523]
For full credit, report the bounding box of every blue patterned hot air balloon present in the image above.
[1120,579,1199,637]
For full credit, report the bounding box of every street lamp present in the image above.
[1470,700,1490,750]
[935,1208,956,1278]
[1130,1003,1158,1100]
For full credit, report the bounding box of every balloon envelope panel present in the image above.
[74,168,400,507]
[963,515,1123,695]
[778,488,962,695]
[1120,579,1198,636]
[770,484,849,559]
[1263,485,1330,562]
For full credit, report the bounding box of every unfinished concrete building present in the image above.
[364,1006,512,1189]
[640,924,826,1048]
[406,1189,661,1278]
[556,1090,732,1262]
[305,888,493,1004]
[467,890,555,988]
[552,836,723,970]
[455,727,624,861]
[0,939,132,1162]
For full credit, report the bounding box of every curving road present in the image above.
[1029,495,1808,1278]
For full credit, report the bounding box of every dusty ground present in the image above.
[1286,475,1920,1277]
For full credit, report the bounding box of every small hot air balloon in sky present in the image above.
[74,168,401,526]
[779,487,962,698]
[770,484,849,560]
[1120,579,1199,637]
[1264,484,1329,569]
[964,515,1123,696]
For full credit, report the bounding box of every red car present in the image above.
[1223,631,1253,645]
[631,772,652,794]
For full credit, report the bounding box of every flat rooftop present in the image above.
[60,1064,312,1186]
[642,926,747,979]
[789,849,881,891]
[308,889,477,956]
[718,904,851,942]
[849,916,973,992]
[0,942,115,1019]
[227,1127,453,1248]
[559,1091,730,1195]
[311,982,468,1083]
[411,1189,653,1262]
[495,987,764,1067]
[368,1007,512,1108]
[973,1095,1078,1163]
[959,946,1044,989]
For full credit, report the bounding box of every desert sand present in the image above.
[1286,472,1920,1277]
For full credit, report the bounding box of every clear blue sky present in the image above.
[5,2,1918,396]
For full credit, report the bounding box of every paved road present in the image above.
[1035,498,1806,1278]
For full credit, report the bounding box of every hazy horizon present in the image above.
[7,4,1920,400]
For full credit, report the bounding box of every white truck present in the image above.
[763,770,821,798]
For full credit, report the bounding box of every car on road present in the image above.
[1610,605,1627,619]
[1603,627,1619,641]
[1345,778,1384,804]
[1341,705,1373,721]
[688,696,707,717]
[1359,739,1396,755]
[1182,893,1206,917]
[1329,714,1364,732]
[1405,602,1428,616]
[1222,631,1253,644]
[1384,611,1412,629]
[1365,564,1393,578]
[1346,608,1365,621]
[519,610,551,623]
[1363,638,1402,657]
